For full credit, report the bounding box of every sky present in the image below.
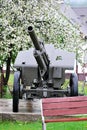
[64,0,87,7]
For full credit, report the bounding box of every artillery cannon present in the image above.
[13,26,78,112]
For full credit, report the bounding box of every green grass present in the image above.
[1,73,14,99]
[0,121,41,130]
[0,121,87,130]
[78,81,87,95]
[8,73,14,85]
[47,121,87,130]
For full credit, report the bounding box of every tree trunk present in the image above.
[4,57,11,85]
[4,44,12,85]
[0,67,4,97]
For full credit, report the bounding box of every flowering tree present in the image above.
[0,0,83,85]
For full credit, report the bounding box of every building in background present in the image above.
[59,0,87,80]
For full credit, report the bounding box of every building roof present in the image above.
[60,0,87,37]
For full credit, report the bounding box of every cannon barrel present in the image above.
[28,26,41,51]
[28,26,50,66]
[34,50,47,75]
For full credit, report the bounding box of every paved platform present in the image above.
[0,99,41,122]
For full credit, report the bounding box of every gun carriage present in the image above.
[13,26,78,112]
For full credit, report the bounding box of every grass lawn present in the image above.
[0,121,41,130]
[0,121,87,130]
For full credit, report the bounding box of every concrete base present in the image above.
[0,99,41,122]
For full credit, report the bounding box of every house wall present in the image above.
[65,73,87,81]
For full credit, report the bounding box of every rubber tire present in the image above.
[13,71,20,112]
[69,73,78,96]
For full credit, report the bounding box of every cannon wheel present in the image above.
[13,71,20,112]
[69,73,78,96]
